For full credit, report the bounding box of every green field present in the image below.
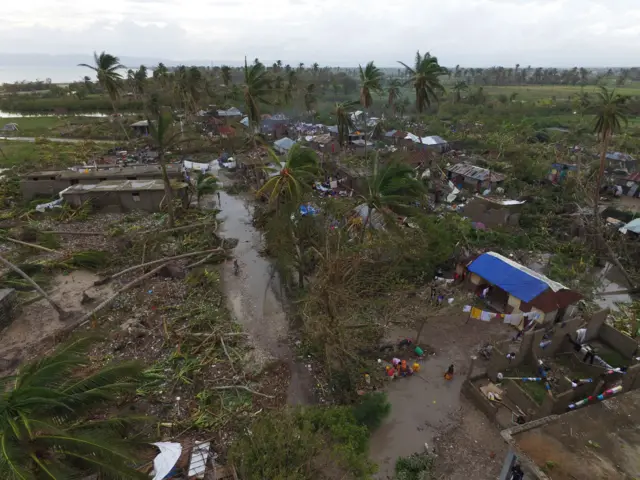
[0,140,105,171]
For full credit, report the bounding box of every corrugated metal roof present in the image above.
[274,137,296,150]
[447,163,505,182]
[606,152,635,162]
[625,172,640,182]
[467,252,567,302]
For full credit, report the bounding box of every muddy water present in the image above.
[215,171,313,405]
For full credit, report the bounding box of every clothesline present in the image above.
[462,305,541,327]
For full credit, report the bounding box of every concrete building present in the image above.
[499,389,640,479]
[21,164,182,200]
[61,179,188,212]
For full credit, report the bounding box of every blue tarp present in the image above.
[467,253,550,302]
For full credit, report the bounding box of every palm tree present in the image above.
[359,155,425,242]
[0,336,146,479]
[242,58,271,128]
[147,108,182,227]
[220,65,232,87]
[334,101,357,147]
[451,81,468,103]
[0,255,66,317]
[387,79,401,115]
[304,83,316,112]
[358,61,384,157]
[312,63,320,76]
[79,51,129,139]
[152,62,169,89]
[398,51,447,113]
[195,173,219,207]
[593,86,629,218]
[298,62,305,72]
[134,65,147,98]
[257,144,320,208]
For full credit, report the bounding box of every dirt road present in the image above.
[370,313,513,479]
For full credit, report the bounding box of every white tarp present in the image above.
[183,160,210,172]
[151,442,182,480]
[188,441,211,478]
[36,186,72,212]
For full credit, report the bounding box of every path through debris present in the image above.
[215,170,314,405]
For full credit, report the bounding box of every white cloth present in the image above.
[576,328,587,345]
[480,311,495,322]
[151,442,182,480]
[463,305,472,313]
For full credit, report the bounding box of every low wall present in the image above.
[599,324,638,359]
[585,308,610,342]
[487,344,525,381]
[622,364,640,392]
[504,379,540,417]
[531,316,584,359]
[462,378,498,422]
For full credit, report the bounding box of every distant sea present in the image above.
[0,66,101,84]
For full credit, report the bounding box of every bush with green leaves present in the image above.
[394,452,436,480]
[352,392,391,431]
[229,406,376,480]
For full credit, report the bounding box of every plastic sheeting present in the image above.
[151,442,182,480]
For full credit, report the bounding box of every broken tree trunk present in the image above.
[1,237,58,253]
[94,248,225,285]
[134,220,218,236]
[77,263,170,327]
[0,254,67,317]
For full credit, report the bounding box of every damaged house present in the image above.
[459,252,582,324]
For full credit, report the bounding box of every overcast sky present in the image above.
[2,0,640,67]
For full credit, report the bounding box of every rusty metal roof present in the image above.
[446,162,505,182]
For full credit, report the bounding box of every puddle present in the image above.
[214,168,313,405]
[594,262,633,311]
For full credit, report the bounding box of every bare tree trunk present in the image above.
[0,254,66,317]
[110,98,130,141]
[594,133,610,221]
[159,151,175,227]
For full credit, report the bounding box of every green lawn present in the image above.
[1,116,131,140]
[0,140,104,171]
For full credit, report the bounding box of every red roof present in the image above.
[625,172,640,182]
[218,126,235,136]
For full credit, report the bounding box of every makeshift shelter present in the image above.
[273,137,296,154]
[462,252,582,323]
[447,162,505,191]
[0,123,18,132]
[217,107,243,118]
[130,120,149,136]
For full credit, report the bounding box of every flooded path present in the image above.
[214,169,314,405]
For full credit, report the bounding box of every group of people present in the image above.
[385,358,421,378]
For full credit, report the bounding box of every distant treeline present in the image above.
[0,96,145,114]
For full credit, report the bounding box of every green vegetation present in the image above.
[229,405,377,479]
[394,452,436,480]
[0,337,147,479]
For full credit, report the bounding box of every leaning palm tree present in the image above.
[334,100,357,147]
[79,51,129,139]
[359,155,426,242]
[451,81,468,103]
[593,86,629,218]
[195,173,219,206]
[359,61,384,157]
[0,255,66,317]
[387,79,401,115]
[153,62,169,87]
[398,51,447,113]
[0,336,146,479]
[242,58,271,128]
[257,144,320,209]
[147,108,182,227]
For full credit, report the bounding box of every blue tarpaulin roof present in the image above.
[467,252,566,302]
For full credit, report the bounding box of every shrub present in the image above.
[352,392,391,431]
[394,452,436,480]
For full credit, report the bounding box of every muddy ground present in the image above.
[370,311,514,480]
